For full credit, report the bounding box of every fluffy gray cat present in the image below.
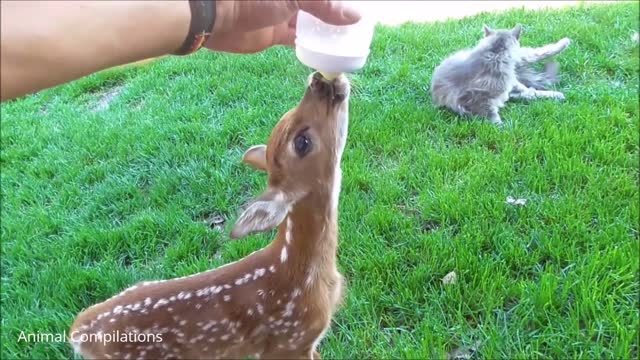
[430,24,571,125]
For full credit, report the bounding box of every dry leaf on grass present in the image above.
[442,271,457,285]
[506,196,527,206]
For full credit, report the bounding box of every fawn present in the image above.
[69,72,351,360]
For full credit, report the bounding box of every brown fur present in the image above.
[69,73,351,360]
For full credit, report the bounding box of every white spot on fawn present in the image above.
[190,335,205,343]
[292,288,302,298]
[269,265,276,273]
[280,247,288,263]
[283,301,295,317]
[253,268,266,280]
[202,320,218,331]
[285,217,293,244]
[153,298,169,309]
[305,264,319,288]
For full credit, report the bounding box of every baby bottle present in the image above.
[295,7,375,78]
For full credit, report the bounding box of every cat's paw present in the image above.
[489,116,503,126]
[558,38,571,49]
[551,91,566,101]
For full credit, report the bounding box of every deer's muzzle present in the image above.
[309,72,350,103]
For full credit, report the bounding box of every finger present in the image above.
[288,11,298,29]
[268,17,296,47]
[267,21,295,47]
[276,27,296,47]
[296,0,361,26]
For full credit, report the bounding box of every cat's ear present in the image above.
[483,24,494,37]
[511,24,522,40]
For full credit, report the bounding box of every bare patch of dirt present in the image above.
[92,83,125,112]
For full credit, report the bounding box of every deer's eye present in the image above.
[293,133,312,157]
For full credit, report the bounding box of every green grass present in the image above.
[1,3,638,359]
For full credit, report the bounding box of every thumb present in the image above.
[274,23,296,47]
[296,0,361,26]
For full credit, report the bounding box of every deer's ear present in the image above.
[511,24,522,39]
[242,145,267,172]
[230,189,291,240]
[483,24,494,37]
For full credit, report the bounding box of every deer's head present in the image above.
[230,72,350,239]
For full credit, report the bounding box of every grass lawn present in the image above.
[1,2,638,359]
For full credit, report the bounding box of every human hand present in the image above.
[205,0,361,54]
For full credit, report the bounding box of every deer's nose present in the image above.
[309,72,349,102]
[310,72,332,97]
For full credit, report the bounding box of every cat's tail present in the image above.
[516,62,560,90]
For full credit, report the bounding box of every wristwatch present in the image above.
[173,0,216,55]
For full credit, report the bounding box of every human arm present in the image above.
[0,0,361,102]
[1,1,190,102]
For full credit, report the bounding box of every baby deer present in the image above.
[69,72,351,360]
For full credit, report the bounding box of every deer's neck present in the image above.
[272,100,348,286]
[273,179,341,285]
